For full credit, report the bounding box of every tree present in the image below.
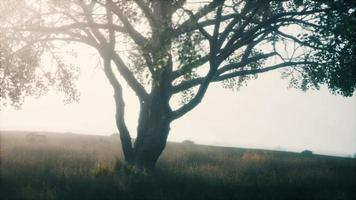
[1,0,355,169]
[0,0,79,108]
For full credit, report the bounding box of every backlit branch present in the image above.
[172,2,224,119]
[173,0,221,37]
[173,51,277,93]
[107,0,151,50]
[173,61,317,93]
[103,58,134,163]
[80,0,148,100]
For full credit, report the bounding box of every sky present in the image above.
[0,43,355,157]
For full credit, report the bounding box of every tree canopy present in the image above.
[1,0,355,168]
[0,0,79,108]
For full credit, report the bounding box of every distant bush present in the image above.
[181,140,195,145]
[301,150,313,156]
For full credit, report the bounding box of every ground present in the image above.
[0,131,355,200]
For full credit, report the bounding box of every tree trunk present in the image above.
[133,120,170,170]
[123,0,176,170]
[132,91,171,170]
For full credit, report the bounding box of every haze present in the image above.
[0,44,355,157]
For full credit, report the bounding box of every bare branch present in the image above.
[78,1,107,45]
[79,1,148,100]
[218,2,262,49]
[173,61,317,93]
[173,12,237,37]
[173,52,277,92]
[103,58,133,163]
[111,52,148,100]
[216,61,317,81]
[105,2,115,52]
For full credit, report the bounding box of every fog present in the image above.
[1,45,355,157]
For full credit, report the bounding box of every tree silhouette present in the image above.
[1,0,355,169]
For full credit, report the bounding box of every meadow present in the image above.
[0,131,355,200]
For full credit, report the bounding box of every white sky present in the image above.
[0,43,355,157]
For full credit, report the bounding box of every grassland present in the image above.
[0,131,355,200]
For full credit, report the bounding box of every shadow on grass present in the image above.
[1,132,355,200]
[1,158,355,200]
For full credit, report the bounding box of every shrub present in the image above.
[182,140,195,145]
[301,150,313,156]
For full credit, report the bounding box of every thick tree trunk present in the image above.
[133,121,170,170]
[132,94,171,170]
[116,0,174,169]
[113,53,172,170]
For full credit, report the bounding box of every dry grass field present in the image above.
[0,131,355,200]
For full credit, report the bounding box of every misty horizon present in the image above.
[1,69,355,158]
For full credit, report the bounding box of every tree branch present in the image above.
[111,52,148,100]
[107,0,151,49]
[173,12,238,37]
[172,3,224,119]
[133,0,159,28]
[171,54,210,80]
[216,61,316,81]
[173,52,277,92]
[103,58,133,163]
[182,8,212,40]
[273,29,331,52]
[173,0,221,37]
[218,52,277,75]
[173,61,317,93]
[79,1,148,100]
[78,1,107,45]
[218,8,329,61]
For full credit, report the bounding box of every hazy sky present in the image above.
[1,43,356,157]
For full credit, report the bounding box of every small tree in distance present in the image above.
[1,0,355,170]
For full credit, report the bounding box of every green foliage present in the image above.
[219,0,356,97]
[0,38,46,108]
[0,0,79,108]
[285,0,356,96]
[222,50,265,91]
[176,32,204,76]
[1,0,355,110]
[180,86,196,104]
[174,31,205,103]
[128,49,151,86]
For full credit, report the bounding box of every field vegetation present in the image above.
[0,131,355,200]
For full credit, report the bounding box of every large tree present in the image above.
[1,0,355,169]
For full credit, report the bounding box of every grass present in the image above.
[0,130,355,200]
